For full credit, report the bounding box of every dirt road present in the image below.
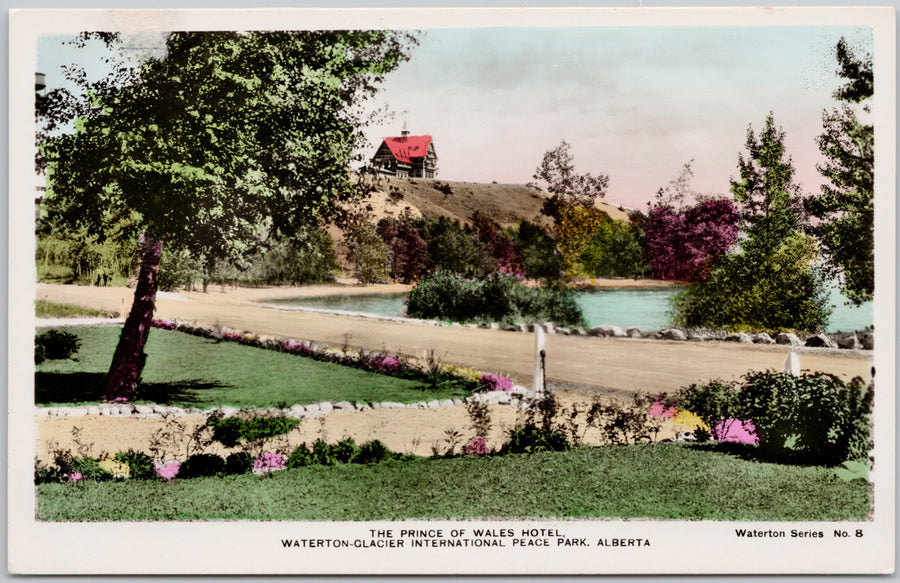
[35,282,871,396]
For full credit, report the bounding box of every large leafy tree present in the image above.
[40,30,418,401]
[672,114,829,332]
[805,37,874,305]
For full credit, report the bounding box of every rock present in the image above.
[305,403,321,415]
[219,406,240,418]
[805,334,837,349]
[543,322,557,335]
[686,330,712,341]
[509,398,520,408]
[438,399,455,408]
[133,405,154,416]
[860,333,875,350]
[590,325,626,338]
[625,327,647,338]
[724,333,752,343]
[451,398,465,407]
[317,402,334,415]
[288,405,306,418]
[751,333,775,344]
[332,401,354,411]
[659,328,687,341]
[426,400,441,409]
[775,333,800,346]
[835,335,861,350]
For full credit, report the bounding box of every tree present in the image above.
[580,219,648,279]
[377,217,427,283]
[671,114,829,332]
[805,37,874,305]
[40,31,418,402]
[532,139,609,201]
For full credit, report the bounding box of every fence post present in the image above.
[533,326,546,398]
[783,351,800,376]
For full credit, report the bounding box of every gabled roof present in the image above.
[381,135,433,164]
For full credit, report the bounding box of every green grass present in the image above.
[36,444,869,521]
[35,300,115,319]
[35,326,470,408]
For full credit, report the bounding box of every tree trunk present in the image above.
[104,231,163,403]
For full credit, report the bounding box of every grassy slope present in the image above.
[35,326,469,408]
[36,444,869,521]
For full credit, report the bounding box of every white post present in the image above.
[533,326,546,398]
[783,351,800,376]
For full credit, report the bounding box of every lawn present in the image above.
[35,326,471,408]
[36,443,869,521]
[35,300,115,319]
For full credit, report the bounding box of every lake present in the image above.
[268,285,873,333]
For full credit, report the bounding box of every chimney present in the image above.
[401,120,409,138]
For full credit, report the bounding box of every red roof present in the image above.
[382,135,432,164]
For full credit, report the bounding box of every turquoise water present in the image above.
[269,286,873,333]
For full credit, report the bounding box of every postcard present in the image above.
[8,6,895,575]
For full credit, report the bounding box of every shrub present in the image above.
[35,329,81,364]
[224,452,253,475]
[154,460,181,480]
[502,424,571,454]
[312,439,339,466]
[287,445,315,468]
[674,381,741,442]
[178,454,225,478]
[356,440,396,464]
[332,438,362,464]
[556,204,611,277]
[424,217,484,277]
[114,450,155,480]
[464,436,490,455]
[739,372,873,465]
[407,272,585,327]
[34,465,66,484]
[479,373,513,392]
[369,354,402,373]
[207,416,302,448]
[69,457,113,482]
[584,396,665,445]
[350,225,391,284]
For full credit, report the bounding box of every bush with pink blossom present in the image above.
[479,373,513,392]
[463,436,489,455]
[252,453,287,476]
[154,461,181,481]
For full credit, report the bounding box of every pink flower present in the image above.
[280,339,312,355]
[66,471,83,483]
[648,400,677,419]
[464,436,489,455]
[371,354,402,373]
[713,419,759,444]
[479,373,513,392]
[154,461,181,480]
[252,453,287,476]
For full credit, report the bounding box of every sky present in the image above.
[37,25,873,211]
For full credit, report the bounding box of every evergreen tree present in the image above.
[805,37,874,305]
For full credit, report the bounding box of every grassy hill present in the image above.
[357,175,635,228]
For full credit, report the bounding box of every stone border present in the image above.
[34,387,534,420]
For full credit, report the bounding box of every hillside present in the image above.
[328,176,637,271]
[352,175,635,228]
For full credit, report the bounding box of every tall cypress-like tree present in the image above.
[40,31,418,402]
[805,37,874,305]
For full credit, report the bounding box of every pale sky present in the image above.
[38,25,873,211]
[362,26,873,210]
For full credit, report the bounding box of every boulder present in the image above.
[724,333,752,343]
[751,333,775,344]
[317,402,334,415]
[835,335,861,350]
[332,401,354,411]
[590,325,626,338]
[659,328,687,341]
[805,334,837,349]
[543,322,557,335]
[860,333,875,350]
[775,333,801,346]
[625,327,648,338]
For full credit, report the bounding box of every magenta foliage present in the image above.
[487,230,523,276]
[370,353,402,373]
[648,399,677,419]
[66,471,84,483]
[480,373,513,392]
[378,219,427,284]
[150,319,176,330]
[643,199,739,282]
[464,436,490,455]
[220,331,243,342]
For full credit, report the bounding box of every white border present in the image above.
[8,6,896,575]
